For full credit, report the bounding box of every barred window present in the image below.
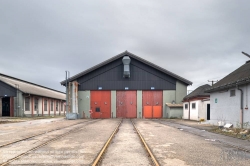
[51,101,53,111]
[192,103,196,109]
[34,98,39,111]
[185,104,188,110]
[56,101,58,111]
[25,97,30,111]
[44,100,47,111]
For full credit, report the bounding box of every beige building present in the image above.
[0,73,66,117]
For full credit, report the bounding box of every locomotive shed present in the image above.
[61,51,192,119]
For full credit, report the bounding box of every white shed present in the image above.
[182,84,211,121]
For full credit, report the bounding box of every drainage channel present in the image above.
[0,119,101,166]
[92,119,159,166]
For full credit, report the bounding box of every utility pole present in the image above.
[65,71,70,119]
[208,80,218,86]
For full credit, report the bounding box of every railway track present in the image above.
[0,119,101,166]
[155,119,250,154]
[92,119,159,166]
[0,119,96,148]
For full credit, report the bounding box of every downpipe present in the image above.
[237,84,244,129]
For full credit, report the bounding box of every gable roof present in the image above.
[60,51,192,85]
[0,73,66,100]
[183,84,211,101]
[205,61,250,93]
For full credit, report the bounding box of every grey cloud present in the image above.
[1,0,250,92]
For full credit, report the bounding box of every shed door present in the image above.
[207,104,210,120]
[116,91,137,118]
[91,91,111,119]
[142,91,163,118]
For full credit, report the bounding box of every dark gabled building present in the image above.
[61,51,192,119]
[183,84,211,102]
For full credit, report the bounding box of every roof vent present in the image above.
[122,56,131,78]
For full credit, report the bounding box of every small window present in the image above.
[185,104,188,110]
[56,101,58,111]
[44,100,47,111]
[51,101,53,111]
[96,107,100,112]
[25,97,30,111]
[192,103,196,109]
[34,98,39,111]
[230,89,235,97]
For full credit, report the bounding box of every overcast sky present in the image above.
[1,0,250,93]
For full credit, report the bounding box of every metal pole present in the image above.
[65,71,68,119]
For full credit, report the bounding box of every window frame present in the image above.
[230,89,236,97]
[34,98,39,111]
[25,97,30,111]
[192,103,196,109]
[44,99,47,111]
[56,101,58,111]
[185,104,188,110]
[51,101,53,111]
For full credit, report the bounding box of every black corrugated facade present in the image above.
[77,57,178,90]
[0,80,17,97]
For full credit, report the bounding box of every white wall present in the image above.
[183,102,189,119]
[183,100,210,121]
[190,101,199,120]
[208,85,250,127]
[199,100,210,120]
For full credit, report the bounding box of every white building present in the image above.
[205,60,250,128]
[182,84,211,121]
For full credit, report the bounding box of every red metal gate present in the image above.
[116,91,137,118]
[142,91,162,118]
[91,91,111,119]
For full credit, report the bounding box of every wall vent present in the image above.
[122,56,131,78]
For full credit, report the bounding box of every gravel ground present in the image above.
[0,118,87,145]
[0,119,98,164]
[8,119,121,165]
[134,119,250,166]
[100,119,151,166]
[0,116,65,124]
[158,119,250,151]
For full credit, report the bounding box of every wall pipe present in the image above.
[237,84,244,129]
[65,71,68,119]
[188,98,190,120]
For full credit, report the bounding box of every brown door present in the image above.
[116,91,137,118]
[91,91,111,119]
[142,91,163,118]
